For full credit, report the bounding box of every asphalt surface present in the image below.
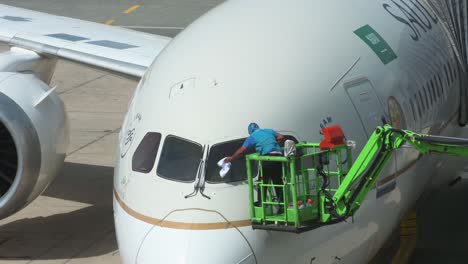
[0,0,224,37]
[411,170,468,263]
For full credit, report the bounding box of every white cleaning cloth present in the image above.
[217,157,231,178]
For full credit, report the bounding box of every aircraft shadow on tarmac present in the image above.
[0,162,118,260]
[410,176,468,264]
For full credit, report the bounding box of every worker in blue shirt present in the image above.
[226,123,285,211]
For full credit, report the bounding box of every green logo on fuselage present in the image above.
[354,24,397,65]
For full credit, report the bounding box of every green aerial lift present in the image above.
[245,124,468,233]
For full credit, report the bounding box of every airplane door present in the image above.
[344,77,397,197]
[344,77,386,137]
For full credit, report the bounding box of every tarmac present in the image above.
[411,170,468,264]
[0,47,132,263]
[0,1,467,263]
[0,0,223,37]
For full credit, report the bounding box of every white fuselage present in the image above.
[113,0,465,263]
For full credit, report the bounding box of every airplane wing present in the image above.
[0,4,171,78]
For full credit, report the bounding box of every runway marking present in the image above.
[67,127,120,157]
[123,5,141,14]
[0,238,10,246]
[122,26,184,30]
[58,74,107,95]
[105,20,115,25]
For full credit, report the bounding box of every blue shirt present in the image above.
[242,129,282,155]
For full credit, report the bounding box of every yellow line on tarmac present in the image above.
[105,20,115,25]
[123,5,141,14]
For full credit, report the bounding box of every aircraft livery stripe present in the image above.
[377,158,420,186]
[376,110,458,186]
[114,190,252,230]
[115,160,418,229]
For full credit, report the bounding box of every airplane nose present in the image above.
[135,212,256,264]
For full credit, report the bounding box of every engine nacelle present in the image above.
[0,72,68,219]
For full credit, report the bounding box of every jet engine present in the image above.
[0,48,68,219]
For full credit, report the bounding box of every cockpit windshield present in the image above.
[205,139,258,184]
[157,135,203,183]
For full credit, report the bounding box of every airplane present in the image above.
[0,0,466,263]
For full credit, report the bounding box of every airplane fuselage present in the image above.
[113,0,465,263]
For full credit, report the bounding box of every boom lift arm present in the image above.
[329,124,468,219]
[246,124,468,232]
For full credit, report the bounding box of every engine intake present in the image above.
[0,121,17,195]
[0,48,67,219]
[0,88,42,218]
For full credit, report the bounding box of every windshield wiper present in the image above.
[184,145,205,199]
[184,145,210,199]
[198,145,211,199]
[184,161,202,199]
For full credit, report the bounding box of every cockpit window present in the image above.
[206,139,258,184]
[132,132,162,173]
[205,135,299,184]
[157,135,203,183]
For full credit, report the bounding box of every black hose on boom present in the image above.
[344,130,389,214]
[416,135,468,146]
[318,169,347,221]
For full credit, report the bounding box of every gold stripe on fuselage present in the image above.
[114,190,252,230]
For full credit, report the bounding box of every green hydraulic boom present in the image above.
[245,124,468,233]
